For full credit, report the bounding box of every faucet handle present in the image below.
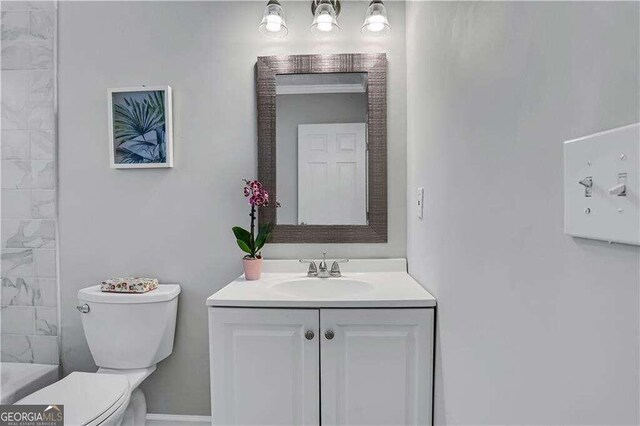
[299,259,318,277]
[330,259,349,277]
[318,252,328,270]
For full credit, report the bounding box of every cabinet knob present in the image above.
[324,330,335,340]
[305,330,315,340]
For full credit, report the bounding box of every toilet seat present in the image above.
[16,372,130,426]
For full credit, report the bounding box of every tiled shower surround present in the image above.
[1,1,58,364]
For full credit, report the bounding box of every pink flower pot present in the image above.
[243,258,263,281]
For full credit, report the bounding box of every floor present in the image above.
[146,415,210,426]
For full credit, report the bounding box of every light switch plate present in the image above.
[564,123,640,245]
[417,187,424,219]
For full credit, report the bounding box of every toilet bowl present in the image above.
[16,284,180,426]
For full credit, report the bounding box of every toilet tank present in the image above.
[77,284,180,369]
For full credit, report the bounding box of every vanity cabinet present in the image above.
[209,308,319,425]
[209,307,434,426]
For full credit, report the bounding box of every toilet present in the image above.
[16,284,181,426]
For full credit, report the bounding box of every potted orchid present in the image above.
[232,179,277,280]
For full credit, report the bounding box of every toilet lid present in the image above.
[16,372,129,426]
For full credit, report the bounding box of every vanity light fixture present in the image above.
[258,0,288,38]
[310,0,340,36]
[361,0,390,36]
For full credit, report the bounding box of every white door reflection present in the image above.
[298,123,367,225]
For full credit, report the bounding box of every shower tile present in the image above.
[1,334,34,362]
[35,306,56,335]
[1,99,28,130]
[0,40,30,70]
[31,335,58,364]
[0,12,28,41]
[1,3,30,13]
[32,160,54,188]
[30,130,53,159]
[1,70,28,104]
[1,130,29,159]
[27,2,55,11]
[1,305,35,334]
[1,189,31,218]
[1,249,34,277]
[1,160,32,189]
[3,277,32,306]
[29,40,52,69]
[33,278,55,306]
[27,71,53,101]
[26,101,54,129]
[0,335,57,364]
[2,277,56,307]
[33,249,55,277]
[28,10,53,40]
[2,219,55,248]
[30,189,55,218]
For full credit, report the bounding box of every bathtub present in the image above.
[0,363,59,404]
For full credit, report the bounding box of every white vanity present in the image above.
[207,259,436,425]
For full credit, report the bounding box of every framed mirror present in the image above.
[257,53,387,243]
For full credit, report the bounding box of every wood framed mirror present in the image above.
[257,53,387,243]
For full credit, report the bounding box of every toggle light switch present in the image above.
[608,173,627,196]
[578,176,593,197]
[564,123,639,245]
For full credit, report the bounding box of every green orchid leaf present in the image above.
[236,238,252,254]
[232,226,252,245]
[255,223,273,251]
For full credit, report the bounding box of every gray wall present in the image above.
[276,92,367,224]
[58,1,406,415]
[406,2,639,424]
[1,0,59,365]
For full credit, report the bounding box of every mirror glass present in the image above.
[275,72,369,226]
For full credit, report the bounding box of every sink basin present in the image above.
[207,259,437,308]
[272,278,374,298]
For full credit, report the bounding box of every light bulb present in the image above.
[316,13,333,32]
[310,1,339,36]
[361,0,390,36]
[265,15,282,32]
[258,0,288,38]
[365,14,385,32]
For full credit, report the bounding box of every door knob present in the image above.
[305,330,315,340]
[324,330,335,340]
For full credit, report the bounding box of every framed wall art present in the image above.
[108,86,173,168]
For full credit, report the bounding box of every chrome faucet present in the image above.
[330,259,349,277]
[299,252,349,278]
[317,252,330,278]
[299,259,318,277]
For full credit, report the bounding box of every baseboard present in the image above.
[146,413,211,423]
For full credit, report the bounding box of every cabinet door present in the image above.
[320,309,434,426]
[210,308,319,425]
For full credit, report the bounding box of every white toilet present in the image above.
[16,284,181,426]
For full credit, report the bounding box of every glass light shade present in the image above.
[361,1,390,36]
[258,1,288,38]
[310,2,339,36]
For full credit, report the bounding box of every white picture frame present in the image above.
[107,85,173,168]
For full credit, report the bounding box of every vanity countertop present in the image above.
[207,259,436,308]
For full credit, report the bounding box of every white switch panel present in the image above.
[417,187,424,219]
[564,123,640,245]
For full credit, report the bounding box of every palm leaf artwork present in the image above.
[113,91,166,164]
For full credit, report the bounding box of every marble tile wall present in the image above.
[1,1,58,365]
